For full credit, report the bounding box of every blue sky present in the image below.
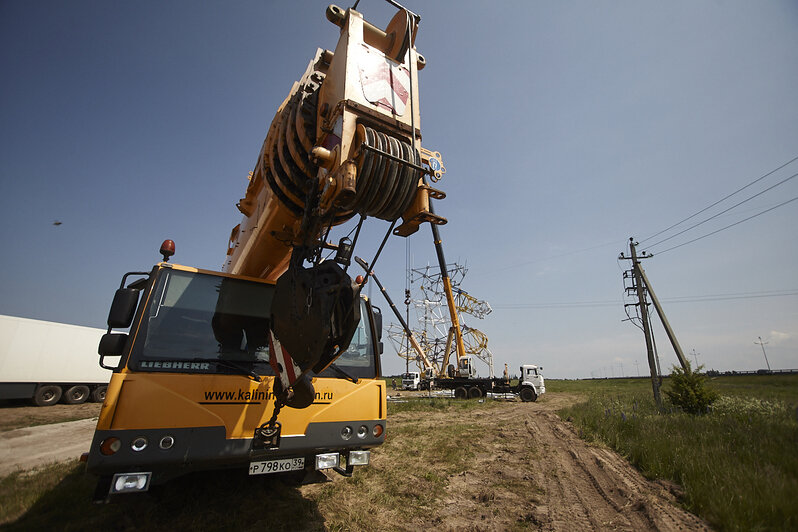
[1,0,797,378]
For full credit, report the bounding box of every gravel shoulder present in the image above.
[0,402,101,432]
[0,418,98,477]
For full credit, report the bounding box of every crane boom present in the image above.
[222,4,448,397]
[355,256,436,374]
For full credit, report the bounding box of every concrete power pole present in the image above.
[636,265,690,371]
[754,336,772,371]
[691,349,700,368]
[622,238,662,407]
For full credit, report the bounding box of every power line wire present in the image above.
[492,288,798,310]
[646,171,798,250]
[639,153,798,244]
[653,194,798,255]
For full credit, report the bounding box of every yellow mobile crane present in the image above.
[86,2,448,500]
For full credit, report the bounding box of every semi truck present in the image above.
[433,360,545,401]
[0,315,111,406]
[400,363,545,400]
[86,2,449,500]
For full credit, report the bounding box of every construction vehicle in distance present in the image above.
[399,363,544,400]
[358,260,545,401]
[435,361,545,401]
[401,371,422,390]
[86,2,449,500]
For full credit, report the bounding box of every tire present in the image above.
[467,387,483,399]
[33,385,62,407]
[519,387,537,403]
[63,385,90,404]
[91,385,107,403]
[454,386,467,399]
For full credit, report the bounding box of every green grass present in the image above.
[388,396,500,415]
[556,374,798,531]
[550,374,798,403]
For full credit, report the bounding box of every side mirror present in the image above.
[99,333,128,370]
[378,341,384,355]
[99,333,128,358]
[371,305,383,340]
[108,288,140,329]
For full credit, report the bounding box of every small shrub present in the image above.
[664,362,718,414]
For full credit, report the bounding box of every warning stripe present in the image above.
[269,330,301,388]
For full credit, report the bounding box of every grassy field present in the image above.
[2,376,796,530]
[553,374,798,531]
[0,399,500,531]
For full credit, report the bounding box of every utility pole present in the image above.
[754,336,772,371]
[620,238,661,407]
[633,359,641,376]
[691,349,700,368]
[636,265,690,370]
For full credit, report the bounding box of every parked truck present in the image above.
[401,371,421,390]
[432,359,545,401]
[0,315,111,406]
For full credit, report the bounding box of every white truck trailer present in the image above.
[0,315,111,406]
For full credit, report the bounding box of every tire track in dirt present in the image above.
[426,394,710,531]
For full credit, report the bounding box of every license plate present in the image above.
[249,457,305,476]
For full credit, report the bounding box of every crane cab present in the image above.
[87,262,386,500]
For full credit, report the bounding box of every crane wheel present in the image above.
[467,387,483,399]
[454,386,467,399]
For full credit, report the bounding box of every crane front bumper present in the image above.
[86,419,385,492]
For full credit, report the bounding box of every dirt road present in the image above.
[386,393,709,531]
[0,418,97,477]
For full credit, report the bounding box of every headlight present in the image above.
[348,450,370,466]
[131,437,148,452]
[159,436,175,450]
[315,453,340,470]
[110,472,151,494]
[357,425,368,439]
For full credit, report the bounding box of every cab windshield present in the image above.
[128,269,378,378]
